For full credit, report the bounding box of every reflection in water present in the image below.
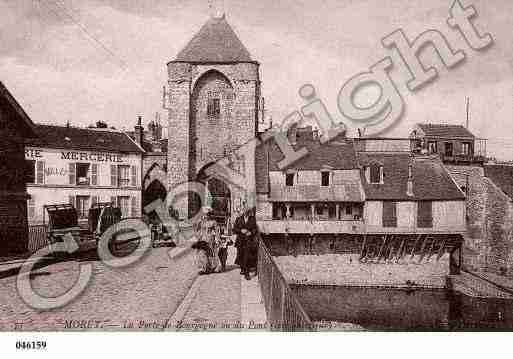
[292,285,513,331]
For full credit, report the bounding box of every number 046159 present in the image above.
[16,341,47,350]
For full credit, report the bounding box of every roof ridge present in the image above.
[36,123,123,133]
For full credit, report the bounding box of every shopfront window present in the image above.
[117,196,130,218]
[75,195,90,219]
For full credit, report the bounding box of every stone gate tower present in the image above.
[166,14,260,217]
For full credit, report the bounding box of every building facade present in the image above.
[255,127,467,275]
[25,124,144,224]
[410,123,486,164]
[0,82,37,255]
[127,116,168,211]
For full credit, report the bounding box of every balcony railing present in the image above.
[257,235,313,331]
[440,153,486,164]
[258,220,466,234]
[259,219,364,234]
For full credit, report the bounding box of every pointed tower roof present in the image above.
[174,15,253,63]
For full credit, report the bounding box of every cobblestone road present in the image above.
[0,247,198,331]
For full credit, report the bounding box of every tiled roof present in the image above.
[175,15,253,63]
[26,124,143,154]
[358,153,465,201]
[485,164,513,200]
[417,123,475,138]
[126,130,167,153]
[255,132,358,193]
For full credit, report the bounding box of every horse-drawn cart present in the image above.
[43,202,121,254]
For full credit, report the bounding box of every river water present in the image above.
[292,285,513,331]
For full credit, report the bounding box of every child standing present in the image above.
[217,226,231,272]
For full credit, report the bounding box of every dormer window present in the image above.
[369,164,382,184]
[461,142,472,156]
[321,171,330,187]
[427,141,437,153]
[285,173,294,187]
[444,142,453,157]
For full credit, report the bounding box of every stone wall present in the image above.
[445,165,513,276]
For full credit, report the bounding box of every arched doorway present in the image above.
[143,179,167,209]
[142,163,168,220]
[195,163,232,224]
[206,177,231,224]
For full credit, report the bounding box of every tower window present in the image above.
[207,97,220,118]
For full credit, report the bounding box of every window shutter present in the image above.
[131,196,138,217]
[36,160,45,184]
[131,166,137,187]
[69,163,76,185]
[383,201,397,227]
[417,201,433,228]
[69,195,75,208]
[91,164,98,185]
[28,197,35,218]
[111,165,118,187]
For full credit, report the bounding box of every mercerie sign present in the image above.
[60,151,124,163]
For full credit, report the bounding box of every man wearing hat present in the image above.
[233,206,258,280]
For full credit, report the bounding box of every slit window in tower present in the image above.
[207,97,221,119]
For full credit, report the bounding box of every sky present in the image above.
[1,0,512,160]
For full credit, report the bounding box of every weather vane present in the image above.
[209,0,225,19]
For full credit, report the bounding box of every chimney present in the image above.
[406,162,414,197]
[134,115,144,145]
